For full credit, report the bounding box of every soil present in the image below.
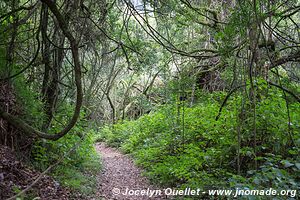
[94,143,168,200]
[0,145,71,200]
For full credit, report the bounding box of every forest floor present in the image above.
[94,143,167,200]
[0,145,72,200]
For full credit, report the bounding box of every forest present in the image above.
[0,0,299,199]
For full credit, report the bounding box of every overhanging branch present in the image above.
[0,0,83,140]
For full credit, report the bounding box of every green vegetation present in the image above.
[32,132,101,196]
[98,84,300,198]
[0,0,299,199]
[16,80,101,196]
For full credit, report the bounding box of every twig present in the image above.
[6,134,86,200]
[268,81,300,103]
[215,84,246,121]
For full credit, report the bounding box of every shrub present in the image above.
[97,87,300,197]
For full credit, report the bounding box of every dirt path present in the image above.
[94,143,166,200]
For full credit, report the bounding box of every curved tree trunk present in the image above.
[0,0,83,140]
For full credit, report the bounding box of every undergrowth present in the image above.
[97,85,300,199]
[30,104,101,197]
[10,75,102,199]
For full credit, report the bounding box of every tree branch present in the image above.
[216,85,246,121]
[268,81,300,103]
[0,0,83,140]
[269,50,300,70]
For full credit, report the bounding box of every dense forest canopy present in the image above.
[0,0,299,199]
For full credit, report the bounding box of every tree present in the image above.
[0,0,82,140]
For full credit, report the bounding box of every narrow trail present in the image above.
[94,143,166,200]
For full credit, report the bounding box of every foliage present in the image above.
[13,78,46,129]
[98,87,300,198]
[6,73,101,197]
[12,185,38,200]
[31,106,101,195]
[0,0,300,199]
[32,130,101,195]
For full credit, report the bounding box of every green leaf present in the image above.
[281,160,294,168]
[253,177,260,184]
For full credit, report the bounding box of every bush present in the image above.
[31,105,101,195]
[97,88,300,198]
